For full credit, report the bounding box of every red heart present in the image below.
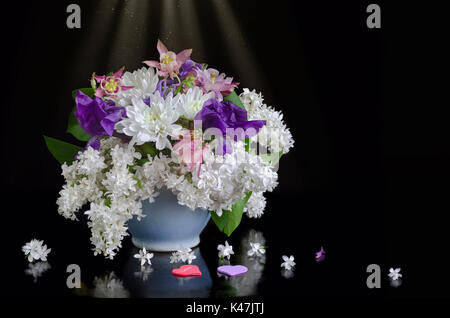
[172,265,202,277]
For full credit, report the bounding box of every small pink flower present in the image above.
[93,67,133,98]
[143,40,192,79]
[173,130,209,177]
[195,68,238,100]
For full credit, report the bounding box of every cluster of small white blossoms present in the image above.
[240,88,295,155]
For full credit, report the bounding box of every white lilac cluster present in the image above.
[240,88,295,155]
[25,262,51,282]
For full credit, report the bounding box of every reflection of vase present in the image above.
[127,188,210,251]
[123,248,212,298]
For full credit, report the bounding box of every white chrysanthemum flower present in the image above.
[116,92,182,150]
[170,247,196,264]
[178,86,215,120]
[281,255,296,271]
[22,239,51,263]
[218,241,234,260]
[134,248,154,266]
[115,67,159,107]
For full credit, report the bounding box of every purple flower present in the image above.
[194,98,266,154]
[74,91,126,137]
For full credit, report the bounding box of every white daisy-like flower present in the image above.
[388,267,402,281]
[218,241,234,260]
[116,92,182,150]
[170,247,197,264]
[178,86,215,120]
[22,239,51,263]
[247,242,266,257]
[281,255,296,271]
[134,247,154,266]
[115,67,159,107]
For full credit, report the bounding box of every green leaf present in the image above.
[211,192,252,236]
[67,110,91,141]
[44,135,82,165]
[224,90,246,111]
[71,87,95,100]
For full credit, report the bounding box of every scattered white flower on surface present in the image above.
[134,247,154,266]
[281,255,296,271]
[247,242,266,257]
[241,88,294,155]
[25,262,51,283]
[388,268,402,281]
[22,239,51,263]
[218,241,234,260]
[170,247,197,264]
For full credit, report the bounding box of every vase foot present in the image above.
[131,236,201,252]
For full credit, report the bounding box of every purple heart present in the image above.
[217,265,248,277]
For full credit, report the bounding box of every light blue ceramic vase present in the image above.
[127,188,211,251]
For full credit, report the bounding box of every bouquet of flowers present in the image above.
[45,40,294,258]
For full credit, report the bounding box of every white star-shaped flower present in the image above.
[134,265,153,281]
[22,239,51,263]
[134,248,154,266]
[388,267,402,281]
[247,242,266,257]
[218,241,234,260]
[281,255,296,271]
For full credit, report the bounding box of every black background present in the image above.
[1,0,449,301]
